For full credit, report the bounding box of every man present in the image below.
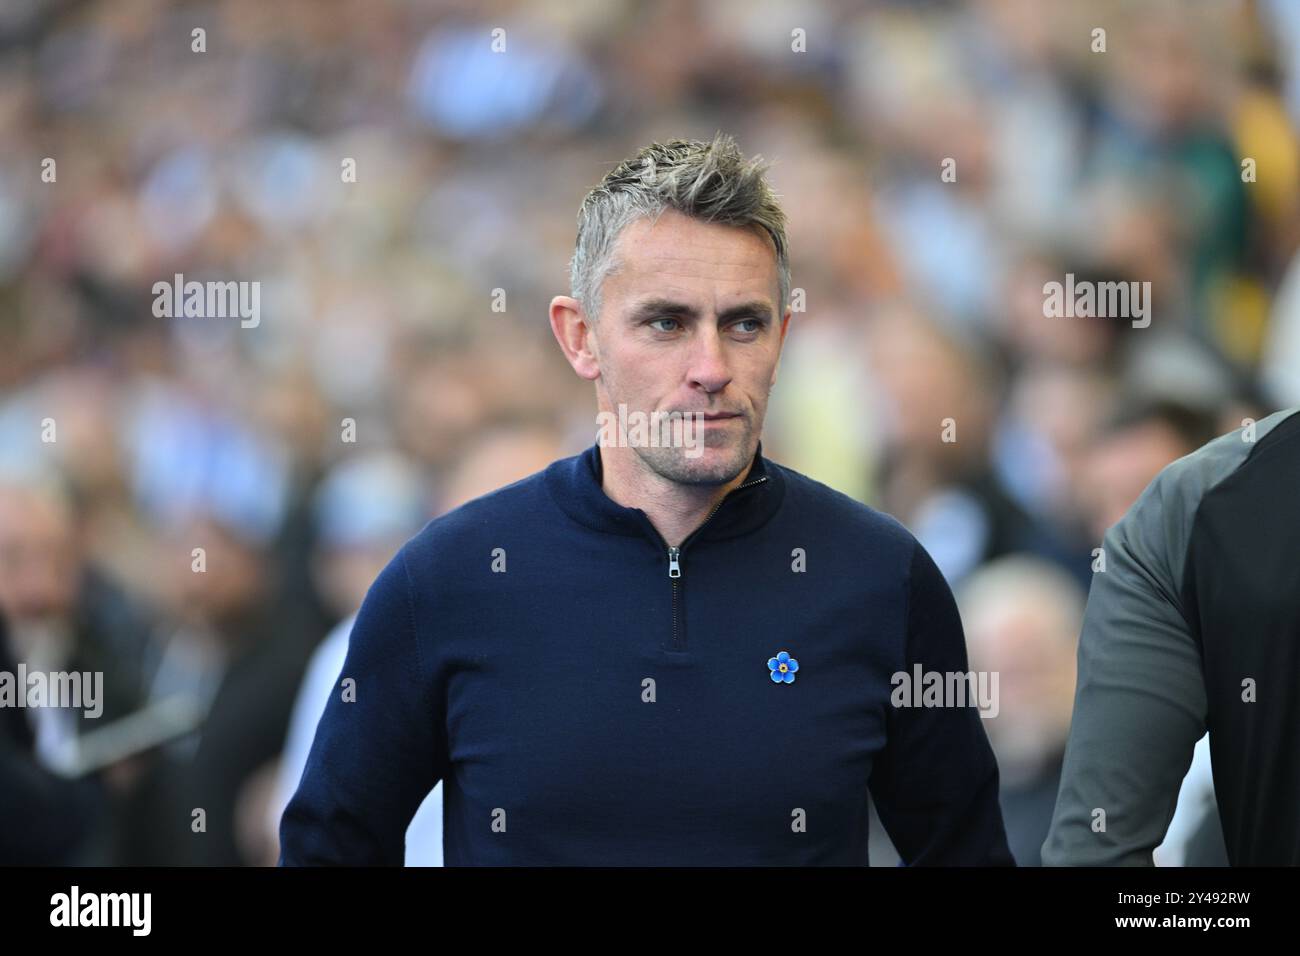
[0,608,107,865]
[1044,406,1300,865]
[959,556,1083,865]
[0,467,157,863]
[280,134,1012,866]
[0,468,158,766]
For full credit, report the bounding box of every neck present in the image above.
[597,444,754,547]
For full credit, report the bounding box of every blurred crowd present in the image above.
[1,0,1297,866]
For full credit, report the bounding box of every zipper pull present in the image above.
[667,546,681,578]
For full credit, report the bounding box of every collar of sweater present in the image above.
[544,440,787,547]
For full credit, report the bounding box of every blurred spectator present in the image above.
[0,608,107,865]
[864,305,1069,586]
[1077,398,1221,545]
[959,555,1084,866]
[0,467,158,756]
[0,465,159,863]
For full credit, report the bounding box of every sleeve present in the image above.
[868,540,1015,865]
[1041,475,1207,866]
[278,548,445,865]
[267,618,352,845]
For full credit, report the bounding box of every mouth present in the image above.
[699,412,741,421]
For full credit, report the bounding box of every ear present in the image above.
[549,296,601,381]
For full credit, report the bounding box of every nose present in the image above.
[686,324,732,395]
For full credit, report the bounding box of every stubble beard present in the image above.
[632,413,758,487]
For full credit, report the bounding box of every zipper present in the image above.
[663,474,769,651]
[668,545,682,650]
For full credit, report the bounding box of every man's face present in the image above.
[588,208,790,486]
[0,489,79,623]
[1083,420,1190,541]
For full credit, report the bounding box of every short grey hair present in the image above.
[569,133,790,322]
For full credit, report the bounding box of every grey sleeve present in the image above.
[1039,416,1277,865]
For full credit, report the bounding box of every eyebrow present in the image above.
[625,298,774,325]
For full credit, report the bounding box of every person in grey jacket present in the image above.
[1044,406,1300,865]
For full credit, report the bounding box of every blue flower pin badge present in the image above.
[768,650,799,684]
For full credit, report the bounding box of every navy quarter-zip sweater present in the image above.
[279,442,1013,866]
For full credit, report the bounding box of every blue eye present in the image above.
[733,319,763,333]
[650,318,681,332]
